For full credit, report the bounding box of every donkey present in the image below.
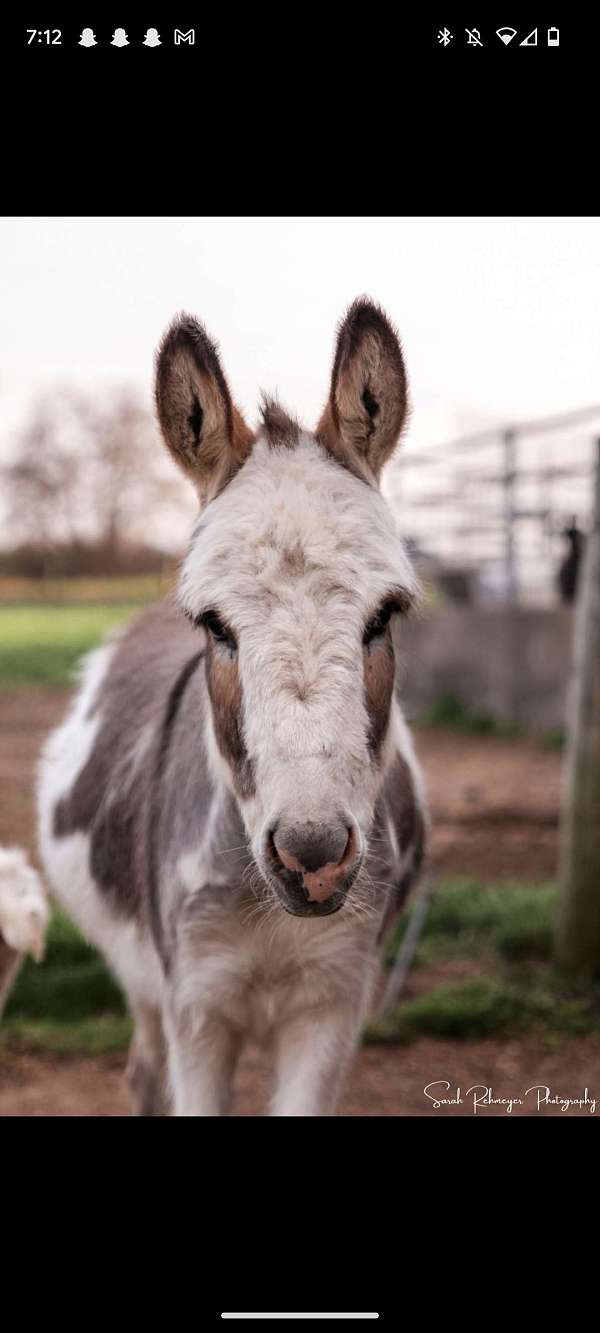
[37,298,427,1116]
[0,846,48,1017]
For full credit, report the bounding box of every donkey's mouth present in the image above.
[275,887,346,917]
[264,864,360,918]
[261,821,362,917]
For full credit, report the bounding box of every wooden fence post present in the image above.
[556,440,600,970]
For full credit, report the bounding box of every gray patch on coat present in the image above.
[372,751,427,941]
[146,649,205,963]
[52,602,212,928]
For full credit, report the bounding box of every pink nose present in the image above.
[272,825,359,902]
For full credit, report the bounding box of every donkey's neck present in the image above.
[199,780,250,887]
[172,778,252,902]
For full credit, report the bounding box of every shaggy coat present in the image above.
[38,299,427,1116]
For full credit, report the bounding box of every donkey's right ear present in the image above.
[155,313,255,503]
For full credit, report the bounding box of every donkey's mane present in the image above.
[259,394,301,449]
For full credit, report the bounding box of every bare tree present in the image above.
[3,399,85,552]
[74,388,190,561]
[556,440,600,970]
[2,387,191,570]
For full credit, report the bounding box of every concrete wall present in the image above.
[396,606,575,730]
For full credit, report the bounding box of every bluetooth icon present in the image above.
[437,28,453,46]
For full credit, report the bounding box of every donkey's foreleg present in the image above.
[0,847,48,964]
[270,1003,364,1117]
[0,940,23,1019]
[0,846,48,1020]
[126,1002,168,1116]
[165,1003,241,1116]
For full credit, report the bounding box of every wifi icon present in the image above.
[496,27,517,45]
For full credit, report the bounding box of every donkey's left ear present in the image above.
[155,313,255,503]
[316,298,408,482]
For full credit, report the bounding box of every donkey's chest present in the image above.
[176,896,372,1039]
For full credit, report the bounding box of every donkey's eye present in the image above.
[201,611,237,651]
[363,602,395,646]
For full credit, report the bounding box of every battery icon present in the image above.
[547,27,560,45]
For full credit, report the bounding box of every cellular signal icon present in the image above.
[496,27,517,45]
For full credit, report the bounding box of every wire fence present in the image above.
[386,406,600,607]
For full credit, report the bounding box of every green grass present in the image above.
[540,727,566,752]
[0,603,144,685]
[366,878,600,1045]
[2,908,131,1054]
[416,695,567,752]
[2,1014,132,1055]
[368,972,600,1045]
[417,694,524,738]
[383,879,558,966]
[370,978,526,1043]
[0,573,170,605]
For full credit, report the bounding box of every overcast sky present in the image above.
[1,217,599,588]
[2,216,600,450]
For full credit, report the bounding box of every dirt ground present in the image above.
[3,686,593,1118]
[3,1035,600,1117]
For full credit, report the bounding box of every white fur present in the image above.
[180,434,418,855]
[38,641,163,1011]
[0,846,48,961]
[36,434,425,1116]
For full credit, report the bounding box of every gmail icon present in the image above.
[174,29,195,44]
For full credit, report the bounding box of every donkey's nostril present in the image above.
[267,829,280,862]
[270,821,359,903]
[337,825,358,873]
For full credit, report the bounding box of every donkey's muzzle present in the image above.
[266,821,360,916]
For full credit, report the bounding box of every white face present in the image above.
[155,298,413,915]
[178,434,417,913]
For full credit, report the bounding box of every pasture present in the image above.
[0,579,160,687]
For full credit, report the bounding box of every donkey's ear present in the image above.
[155,313,255,502]
[316,298,408,482]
